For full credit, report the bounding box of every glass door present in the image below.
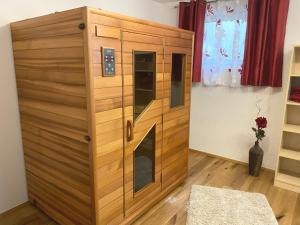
[122,32,163,216]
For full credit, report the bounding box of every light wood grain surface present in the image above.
[11,6,194,225]
[11,8,93,225]
[275,46,300,193]
[1,150,299,225]
[87,7,194,224]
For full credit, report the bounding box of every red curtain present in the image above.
[179,0,206,83]
[241,0,290,87]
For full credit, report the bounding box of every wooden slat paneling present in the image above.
[91,21,124,224]
[11,7,93,225]
[10,7,193,225]
[121,32,163,220]
[162,44,193,190]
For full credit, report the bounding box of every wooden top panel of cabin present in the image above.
[11,7,194,38]
[87,7,193,37]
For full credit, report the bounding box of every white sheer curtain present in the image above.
[202,0,248,87]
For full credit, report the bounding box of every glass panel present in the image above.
[134,126,155,193]
[134,52,156,121]
[171,54,185,108]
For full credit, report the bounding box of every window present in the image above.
[133,52,156,121]
[171,54,185,108]
[202,0,248,87]
[134,126,155,193]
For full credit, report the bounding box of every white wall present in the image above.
[189,0,300,170]
[0,0,177,213]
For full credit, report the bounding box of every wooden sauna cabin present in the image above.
[10,7,194,225]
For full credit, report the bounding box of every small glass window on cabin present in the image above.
[171,54,185,108]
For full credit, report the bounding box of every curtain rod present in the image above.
[174,0,224,8]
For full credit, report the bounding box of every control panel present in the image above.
[102,47,115,76]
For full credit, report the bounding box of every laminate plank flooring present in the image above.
[1,150,299,225]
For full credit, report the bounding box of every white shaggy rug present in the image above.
[187,185,278,225]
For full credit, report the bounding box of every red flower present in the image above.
[220,48,228,57]
[238,68,243,75]
[255,117,267,129]
[226,6,234,13]
[204,50,210,57]
[207,4,214,15]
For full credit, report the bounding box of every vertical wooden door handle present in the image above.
[127,120,134,142]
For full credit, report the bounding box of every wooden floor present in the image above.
[1,150,299,225]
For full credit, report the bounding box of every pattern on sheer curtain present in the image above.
[202,0,248,87]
